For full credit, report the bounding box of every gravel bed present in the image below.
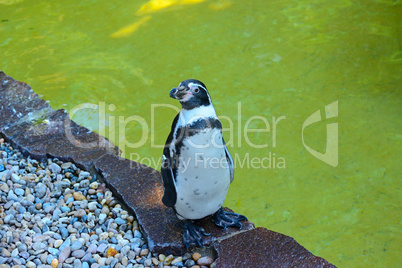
[0,138,214,268]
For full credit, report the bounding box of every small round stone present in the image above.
[73,192,85,201]
[1,248,11,257]
[151,257,159,265]
[71,240,83,251]
[140,248,149,257]
[51,258,59,268]
[197,256,214,266]
[164,254,174,265]
[71,249,86,259]
[54,240,63,248]
[106,247,118,258]
[144,258,152,266]
[185,259,196,267]
[192,252,202,261]
[26,261,37,268]
[58,247,71,263]
[121,257,129,266]
[158,254,166,262]
[89,182,99,189]
[172,257,183,264]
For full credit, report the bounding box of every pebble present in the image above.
[158,254,166,262]
[71,249,86,258]
[164,254,174,265]
[1,249,11,257]
[7,189,18,201]
[144,258,152,266]
[15,187,25,196]
[140,248,149,257]
[185,259,196,267]
[71,240,83,251]
[114,217,126,225]
[74,259,82,268]
[60,227,69,239]
[0,140,212,268]
[197,256,214,266]
[58,245,71,263]
[51,258,59,268]
[0,182,9,192]
[54,239,63,248]
[34,183,47,198]
[192,252,202,261]
[121,257,129,266]
[89,181,99,189]
[106,247,118,257]
[61,162,72,169]
[73,192,85,201]
[87,244,97,254]
[48,248,59,256]
[172,257,183,264]
[88,201,98,211]
[96,244,108,253]
[98,213,107,224]
[26,261,37,268]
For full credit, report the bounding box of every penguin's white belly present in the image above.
[174,131,230,220]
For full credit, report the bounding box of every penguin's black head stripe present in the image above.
[170,79,212,110]
[179,79,207,90]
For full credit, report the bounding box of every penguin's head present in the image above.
[170,79,211,110]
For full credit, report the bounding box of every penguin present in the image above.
[161,79,247,249]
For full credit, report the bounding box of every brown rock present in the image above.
[50,258,59,268]
[94,153,254,255]
[106,247,118,257]
[213,227,337,268]
[192,252,201,261]
[73,192,85,201]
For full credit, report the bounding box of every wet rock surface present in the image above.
[0,71,337,267]
[214,227,337,267]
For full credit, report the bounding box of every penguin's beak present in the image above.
[170,86,187,100]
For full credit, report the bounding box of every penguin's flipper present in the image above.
[161,114,179,207]
[161,154,177,207]
[212,207,248,230]
[222,137,234,183]
[182,220,210,250]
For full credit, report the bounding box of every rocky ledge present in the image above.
[0,71,336,267]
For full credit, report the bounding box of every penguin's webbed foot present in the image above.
[212,207,248,230]
[182,220,210,250]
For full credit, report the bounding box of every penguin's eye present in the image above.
[194,88,199,93]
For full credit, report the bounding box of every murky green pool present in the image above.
[1,0,400,266]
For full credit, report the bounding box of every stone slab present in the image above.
[2,108,119,171]
[94,153,254,255]
[213,227,336,268]
[0,71,51,131]
[0,71,119,171]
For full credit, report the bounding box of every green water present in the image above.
[1,0,401,266]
